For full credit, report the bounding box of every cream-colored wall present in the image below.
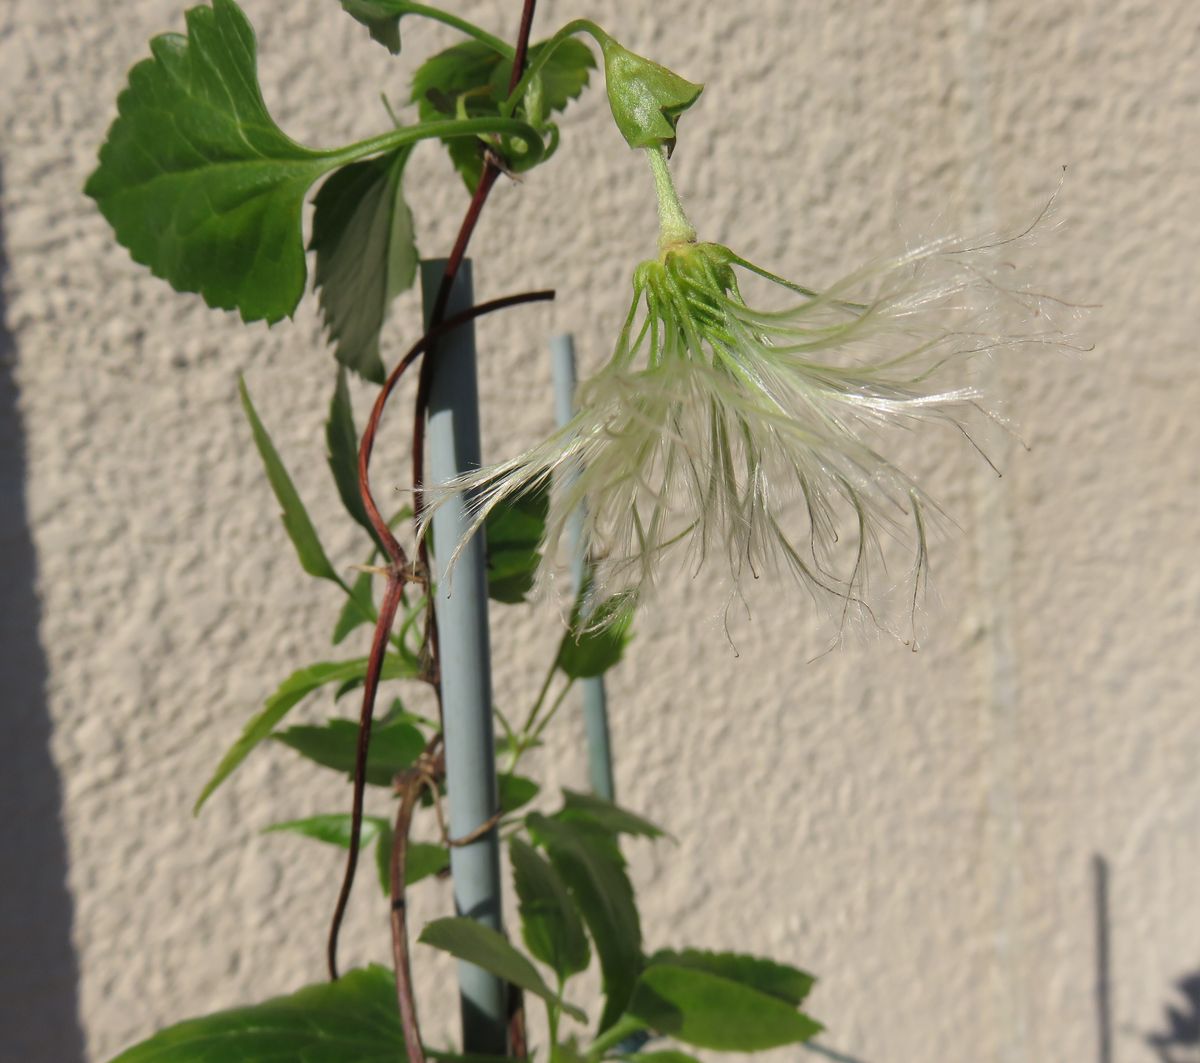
[2,0,1197,1061]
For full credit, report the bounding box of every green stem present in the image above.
[529,679,575,747]
[324,116,544,168]
[389,1,514,56]
[645,145,696,249]
[501,18,612,116]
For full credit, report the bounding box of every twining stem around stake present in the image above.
[326,289,554,983]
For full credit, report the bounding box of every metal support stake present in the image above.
[550,333,616,801]
[423,260,507,1054]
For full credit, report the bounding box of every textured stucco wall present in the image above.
[2,1,1198,1061]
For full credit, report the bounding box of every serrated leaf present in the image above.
[556,594,634,680]
[510,837,589,979]
[498,774,540,815]
[646,949,815,1008]
[420,917,586,1023]
[85,0,344,323]
[195,654,416,811]
[485,486,548,604]
[558,789,663,839]
[239,376,339,583]
[333,570,375,644]
[526,813,641,1031]
[311,150,418,383]
[108,966,405,1061]
[375,834,449,895]
[412,36,592,190]
[273,715,424,785]
[626,965,822,1051]
[326,369,389,557]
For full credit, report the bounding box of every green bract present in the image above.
[598,37,703,151]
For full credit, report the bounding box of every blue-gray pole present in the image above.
[549,334,616,801]
[423,260,507,1054]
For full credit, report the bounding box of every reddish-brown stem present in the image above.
[390,766,428,1063]
[327,290,554,982]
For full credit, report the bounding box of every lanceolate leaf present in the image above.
[239,376,338,583]
[419,917,586,1022]
[559,789,664,839]
[273,716,425,785]
[526,813,642,1031]
[326,369,386,551]
[311,150,419,384]
[85,0,340,324]
[646,949,815,1008]
[625,965,822,1051]
[194,655,416,812]
[510,837,590,979]
[108,965,407,1062]
[333,570,375,644]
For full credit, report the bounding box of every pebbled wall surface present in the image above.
[2,1,1198,1061]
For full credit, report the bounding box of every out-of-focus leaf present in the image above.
[498,774,539,815]
[375,834,449,895]
[485,486,548,604]
[556,593,634,679]
[558,789,664,839]
[526,813,641,1031]
[510,837,589,979]
[107,965,406,1061]
[625,965,821,1051]
[645,949,815,1008]
[419,917,585,1022]
[265,812,389,849]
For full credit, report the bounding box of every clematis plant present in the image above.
[85,1,1063,1061]
[434,143,1063,632]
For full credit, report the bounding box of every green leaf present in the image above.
[274,715,424,786]
[526,813,641,1031]
[311,150,418,384]
[622,1054,703,1063]
[239,376,339,583]
[498,773,540,815]
[556,594,634,680]
[419,917,586,1022]
[559,789,663,839]
[326,370,389,556]
[85,0,342,323]
[265,815,445,895]
[412,37,592,190]
[485,485,548,604]
[598,38,703,151]
[195,655,416,811]
[265,812,388,848]
[626,965,822,1051]
[108,965,407,1062]
[375,835,449,895]
[333,570,375,644]
[510,837,590,979]
[646,949,815,1008]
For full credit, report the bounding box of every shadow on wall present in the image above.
[0,167,87,1060]
[1148,972,1200,1063]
